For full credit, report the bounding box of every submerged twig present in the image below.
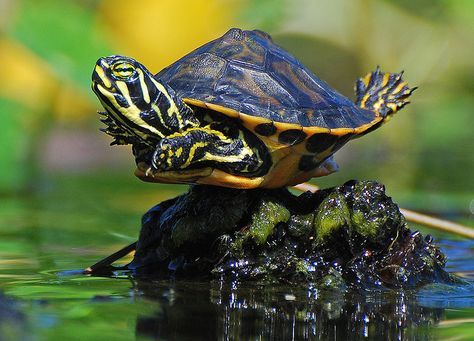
[293,183,474,239]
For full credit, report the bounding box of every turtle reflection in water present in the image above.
[91,28,452,286]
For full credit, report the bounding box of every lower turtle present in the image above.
[92,28,415,189]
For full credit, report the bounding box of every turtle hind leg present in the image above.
[355,67,416,120]
[152,125,266,175]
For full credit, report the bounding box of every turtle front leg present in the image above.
[151,125,265,175]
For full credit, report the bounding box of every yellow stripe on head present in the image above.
[137,69,150,104]
[95,65,111,88]
[97,83,164,139]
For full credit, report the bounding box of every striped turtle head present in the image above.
[92,55,175,145]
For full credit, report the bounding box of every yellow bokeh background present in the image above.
[99,0,243,69]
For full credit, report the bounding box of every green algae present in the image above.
[313,191,350,244]
[245,196,290,245]
[350,211,379,238]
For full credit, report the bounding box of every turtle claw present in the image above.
[151,139,173,171]
[145,167,155,177]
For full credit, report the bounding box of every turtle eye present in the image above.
[111,61,137,80]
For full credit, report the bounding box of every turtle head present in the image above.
[92,55,179,145]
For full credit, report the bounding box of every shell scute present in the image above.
[156,28,378,132]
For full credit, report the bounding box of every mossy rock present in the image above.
[127,180,454,288]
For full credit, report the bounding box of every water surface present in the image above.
[1,175,473,340]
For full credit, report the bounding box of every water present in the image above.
[1,175,473,340]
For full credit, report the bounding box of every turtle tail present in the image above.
[355,67,416,121]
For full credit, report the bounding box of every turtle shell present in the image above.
[155,28,379,143]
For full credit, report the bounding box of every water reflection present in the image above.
[133,280,445,340]
[1,185,472,340]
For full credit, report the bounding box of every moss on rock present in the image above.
[244,196,290,245]
[313,191,351,244]
[127,180,453,288]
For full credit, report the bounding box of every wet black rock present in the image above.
[127,180,454,288]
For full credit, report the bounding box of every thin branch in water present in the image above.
[84,242,137,274]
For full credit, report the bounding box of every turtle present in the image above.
[92,28,415,189]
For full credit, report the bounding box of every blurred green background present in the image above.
[0,0,473,213]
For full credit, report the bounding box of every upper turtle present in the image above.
[92,28,415,188]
